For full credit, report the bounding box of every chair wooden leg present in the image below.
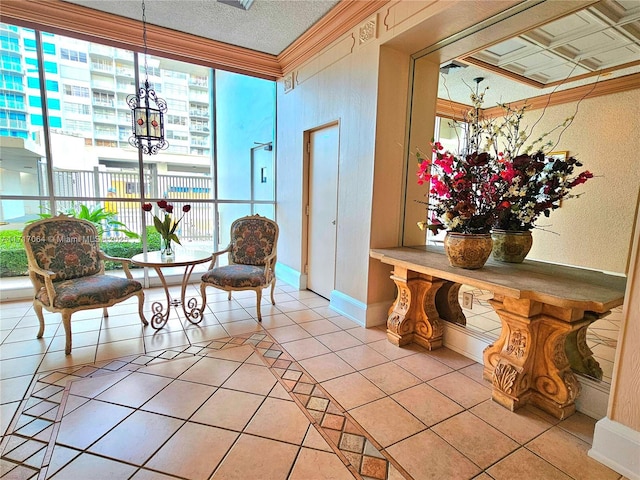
[256,289,263,322]
[34,303,45,339]
[270,279,276,305]
[136,291,148,326]
[62,312,72,355]
[103,307,109,318]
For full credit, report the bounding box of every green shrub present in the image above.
[0,228,162,277]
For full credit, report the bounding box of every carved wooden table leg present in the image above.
[483,296,591,419]
[565,312,603,380]
[386,267,444,350]
[435,281,466,325]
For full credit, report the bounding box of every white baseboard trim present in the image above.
[329,290,366,327]
[275,262,307,290]
[589,417,640,480]
[441,321,609,419]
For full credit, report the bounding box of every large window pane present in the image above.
[216,71,275,201]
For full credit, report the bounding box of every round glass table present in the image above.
[131,249,212,329]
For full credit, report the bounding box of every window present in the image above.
[60,48,87,63]
[92,91,114,106]
[64,102,91,115]
[63,84,89,98]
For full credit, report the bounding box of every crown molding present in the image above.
[277,0,389,74]
[435,98,472,121]
[0,0,282,80]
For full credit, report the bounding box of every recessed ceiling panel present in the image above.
[472,37,539,66]
[523,11,606,48]
[528,62,592,83]
[554,29,630,61]
[580,44,640,69]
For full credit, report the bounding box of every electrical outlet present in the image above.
[462,292,473,309]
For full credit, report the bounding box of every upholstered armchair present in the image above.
[200,214,279,321]
[23,214,147,354]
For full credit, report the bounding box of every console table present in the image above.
[370,246,626,419]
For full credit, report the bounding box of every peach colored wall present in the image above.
[522,90,640,274]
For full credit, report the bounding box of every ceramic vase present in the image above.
[491,229,533,263]
[443,232,493,269]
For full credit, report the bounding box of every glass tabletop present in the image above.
[131,249,212,267]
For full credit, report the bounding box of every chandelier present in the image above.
[127,0,168,155]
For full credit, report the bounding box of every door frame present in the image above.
[302,120,340,292]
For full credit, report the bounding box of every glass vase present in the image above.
[161,237,174,259]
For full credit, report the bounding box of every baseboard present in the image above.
[441,321,609,419]
[275,262,306,290]
[589,417,640,480]
[329,290,366,326]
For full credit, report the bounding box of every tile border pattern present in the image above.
[0,332,404,480]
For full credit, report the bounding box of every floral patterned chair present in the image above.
[23,214,147,354]
[200,214,279,321]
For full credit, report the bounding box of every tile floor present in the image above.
[0,281,627,479]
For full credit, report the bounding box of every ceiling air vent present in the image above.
[440,60,468,74]
[217,0,255,10]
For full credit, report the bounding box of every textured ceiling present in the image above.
[63,0,340,55]
[441,0,640,106]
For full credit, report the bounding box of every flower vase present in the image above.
[491,229,532,263]
[443,232,493,269]
[161,237,174,259]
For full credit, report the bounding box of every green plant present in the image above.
[0,230,28,277]
[35,203,139,239]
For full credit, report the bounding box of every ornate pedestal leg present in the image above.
[483,296,592,419]
[386,267,444,350]
[565,312,603,380]
[435,281,466,325]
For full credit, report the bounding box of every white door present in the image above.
[307,124,339,299]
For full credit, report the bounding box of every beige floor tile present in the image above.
[48,452,138,479]
[55,399,133,449]
[303,427,333,452]
[299,296,331,309]
[1,375,37,404]
[68,370,131,399]
[141,379,215,419]
[557,411,597,444]
[300,319,342,336]
[526,426,620,480]
[259,313,295,329]
[336,344,389,370]
[221,362,277,395]
[428,371,491,408]
[360,362,421,395]
[282,337,331,360]
[136,355,201,378]
[286,309,325,323]
[221,319,264,336]
[268,324,312,343]
[394,353,454,381]
[129,468,181,480]
[191,387,264,431]
[386,430,481,479]
[350,397,426,447]
[0,355,45,379]
[145,422,238,479]
[0,338,50,359]
[343,326,388,344]
[431,411,518,468]
[244,397,311,444]
[1,401,20,435]
[95,338,145,362]
[470,399,553,444]
[277,300,311,313]
[315,330,362,351]
[321,372,386,410]
[204,343,255,362]
[39,345,100,374]
[487,447,572,480]
[214,309,253,323]
[212,433,299,479]
[142,330,190,351]
[392,383,464,427]
[98,324,146,344]
[178,356,241,386]
[367,339,422,360]
[184,324,229,343]
[88,410,183,464]
[96,372,173,408]
[423,348,477,370]
[299,353,355,382]
[289,447,354,480]
[49,330,101,352]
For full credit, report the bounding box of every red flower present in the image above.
[142,203,152,212]
[165,204,174,213]
[183,205,191,213]
[157,200,168,209]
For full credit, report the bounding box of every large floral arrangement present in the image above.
[417,86,594,234]
[142,200,191,251]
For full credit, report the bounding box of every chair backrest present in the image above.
[23,215,103,281]
[229,215,279,266]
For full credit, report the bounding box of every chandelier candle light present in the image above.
[127,0,168,155]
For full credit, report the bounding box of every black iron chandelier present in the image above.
[127,0,168,155]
